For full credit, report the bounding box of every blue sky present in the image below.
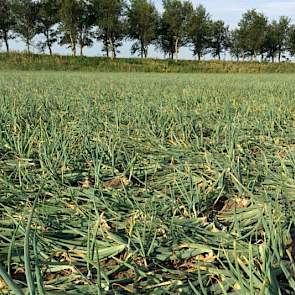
[6,0,295,59]
[195,0,295,27]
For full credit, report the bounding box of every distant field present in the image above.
[2,52,295,73]
[0,72,295,294]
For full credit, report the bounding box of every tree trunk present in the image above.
[69,34,76,56]
[139,40,149,58]
[175,37,179,62]
[79,33,83,56]
[106,40,109,57]
[218,52,221,60]
[140,41,144,58]
[144,45,148,58]
[110,48,115,59]
[271,54,274,63]
[109,38,115,59]
[5,39,9,52]
[48,45,52,55]
[4,32,9,52]
[278,50,281,62]
[71,44,76,56]
[46,30,52,55]
[26,39,30,53]
[197,53,201,61]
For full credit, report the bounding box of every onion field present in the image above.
[0,71,295,294]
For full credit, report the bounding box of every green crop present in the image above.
[0,71,295,294]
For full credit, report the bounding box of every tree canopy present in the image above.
[0,0,15,52]
[127,0,159,58]
[0,0,295,62]
[92,0,125,59]
[159,0,193,60]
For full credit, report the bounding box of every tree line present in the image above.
[1,0,295,62]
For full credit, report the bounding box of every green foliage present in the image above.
[75,0,95,56]
[1,1,295,61]
[37,0,59,55]
[289,25,295,57]
[210,20,230,60]
[264,17,290,62]
[92,0,126,59]
[229,29,243,61]
[127,0,159,58]
[158,0,193,60]
[0,71,295,293]
[237,9,268,59]
[58,0,94,57]
[276,16,291,61]
[187,5,211,60]
[13,0,39,52]
[0,0,15,52]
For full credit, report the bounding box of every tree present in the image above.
[264,21,279,62]
[187,5,211,61]
[159,0,193,61]
[59,0,80,56]
[92,0,126,59]
[13,0,39,52]
[229,29,243,61]
[210,20,229,60]
[263,17,290,62]
[0,0,15,52]
[229,29,242,61]
[156,19,175,59]
[288,25,295,57]
[237,9,268,60]
[127,0,158,58]
[37,0,59,55]
[76,0,95,56]
[276,16,290,62]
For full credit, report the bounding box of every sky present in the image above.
[5,0,295,59]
